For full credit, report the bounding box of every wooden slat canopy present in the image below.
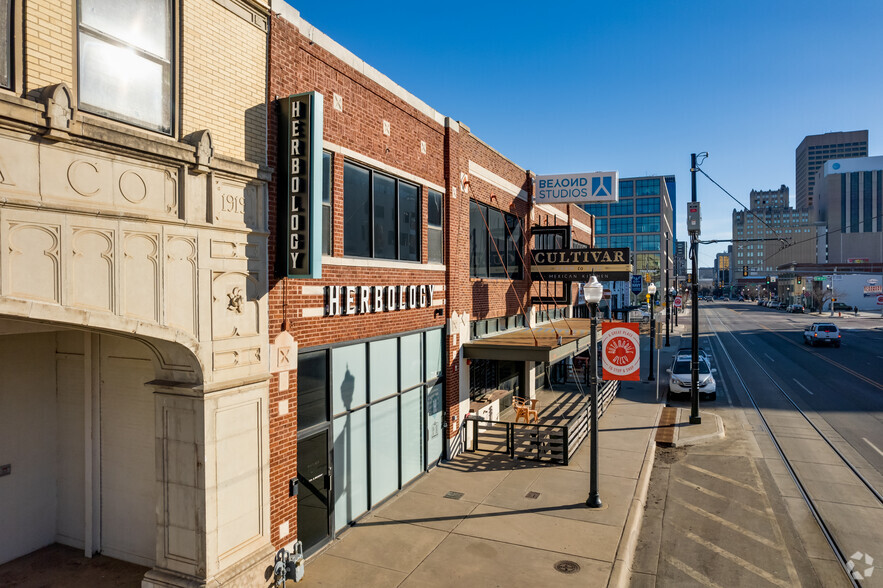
[462,318,599,363]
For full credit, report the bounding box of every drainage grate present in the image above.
[444,491,464,500]
[525,491,541,499]
[554,560,581,574]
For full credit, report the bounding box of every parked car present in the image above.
[675,344,710,363]
[803,323,841,347]
[831,302,851,312]
[776,301,787,310]
[667,355,716,400]
[787,304,804,313]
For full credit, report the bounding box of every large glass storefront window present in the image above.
[301,327,445,534]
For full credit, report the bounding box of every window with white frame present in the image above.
[77,0,173,133]
[0,0,11,90]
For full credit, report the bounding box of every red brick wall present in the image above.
[268,14,449,549]
[267,13,599,550]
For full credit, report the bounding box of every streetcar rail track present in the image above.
[702,309,883,587]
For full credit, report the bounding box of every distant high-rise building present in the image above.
[795,130,868,209]
[813,155,883,263]
[732,185,816,277]
[580,175,674,308]
[665,175,676,244]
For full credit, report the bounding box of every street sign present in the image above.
[813,276,827,281]
[673,296,683,308]
[631,275,643,294]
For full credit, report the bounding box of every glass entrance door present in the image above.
[425,383,444,467]
[297,430,331,554]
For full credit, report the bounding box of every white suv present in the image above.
[667,356,716,400]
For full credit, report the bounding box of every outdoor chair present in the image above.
[514,398,539,424]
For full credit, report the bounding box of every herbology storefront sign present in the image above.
[534,171,619,204]
[531,248,632,281]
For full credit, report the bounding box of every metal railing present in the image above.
[466,380,620,465]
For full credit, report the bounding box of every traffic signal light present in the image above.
[797,276,802,284]
[743,265,748,277]
[765,275,770,285]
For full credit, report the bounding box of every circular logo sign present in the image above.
[877,295,883,305]
[673,296,683,308]
[602,326,640,377]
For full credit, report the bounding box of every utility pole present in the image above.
[665,232,671,346]
[688,154,702,425]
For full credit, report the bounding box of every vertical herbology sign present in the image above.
[279,92,323,278]
[601,323,640,381]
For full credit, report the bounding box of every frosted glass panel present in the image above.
[333,411,368,532]
[401,388,423,484]
[332,343,366,415]
[400,333,422,390]
[425,329,443,381]
[426,384,444,466]
[369,339,398,401]
[370,398,399,506]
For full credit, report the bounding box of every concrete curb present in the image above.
[607,404,662,588]
[672,409,725,447]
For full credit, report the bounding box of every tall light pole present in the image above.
[584,276,603,509]
[665,233,671,346]
[647,282,657,381]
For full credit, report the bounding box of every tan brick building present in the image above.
[0,1,274,586]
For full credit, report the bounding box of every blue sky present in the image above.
[286,1,883,266]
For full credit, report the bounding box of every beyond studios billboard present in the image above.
[534,171,619,204]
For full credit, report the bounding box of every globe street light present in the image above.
[583,275,603,509]
[647,283,657,382]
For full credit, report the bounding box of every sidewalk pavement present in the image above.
[296,386,665,587]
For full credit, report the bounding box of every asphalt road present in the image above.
[706,301,883,478]
[632,301,883,587]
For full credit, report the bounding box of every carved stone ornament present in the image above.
[186,129,214,174]
[226,287,244,314]
[41,83,75,141]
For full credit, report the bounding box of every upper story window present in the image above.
[609,199,633,216]
[0,0,11,90]
[343,161,421,261]
[636,197,660,214]
[428,189,443,263]
[580,203,607,217]
[635,179,659,196]
[77,0,172,134]
[619,180,633,198]
[322,152,332,255]
[469,200,522,279]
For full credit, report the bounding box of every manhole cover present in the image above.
[554,560,581,574]
[444,491,464,500]
[525,491,541,499]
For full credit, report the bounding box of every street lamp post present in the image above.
[583,276,603,509]
[647,283,657,382]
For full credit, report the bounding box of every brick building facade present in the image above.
[267,2,593,559]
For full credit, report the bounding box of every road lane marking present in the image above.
[682,463,764,494]
[760,325,883,391]
[672,477,770,518]
[678,527,793,588]
[764,353,775,362]
[792,379,813,395]
[864,437,883,457]
[665,555,725,588]
[671,496,780,548]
